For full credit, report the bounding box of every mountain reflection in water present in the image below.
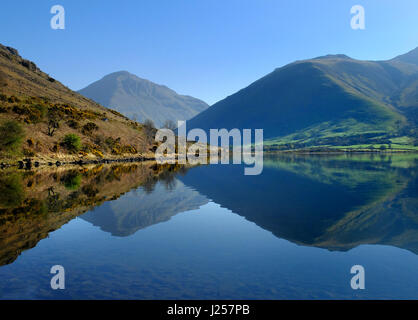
[0,154,417,299]
[179,154,418,254]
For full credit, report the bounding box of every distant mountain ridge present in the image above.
[187,47,418,150]
[78,71,209,127]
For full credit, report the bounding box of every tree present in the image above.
[143,119,155,129]
[0,120,24,152]
[163,119,177,131]
[47,109,60,136]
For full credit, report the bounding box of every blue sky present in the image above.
[1,0,417,105]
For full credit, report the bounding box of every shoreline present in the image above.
[263,149,418,155]
[1,148,417,170]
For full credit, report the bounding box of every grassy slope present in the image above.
[0,44,155,163]
[265,56,418,151]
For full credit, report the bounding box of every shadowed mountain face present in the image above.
[78,71,209,127]
[187,48,418,148]
[178,154,418,254]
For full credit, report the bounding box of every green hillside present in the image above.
[187,48,418,151]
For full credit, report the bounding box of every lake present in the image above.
[0,154,417,299]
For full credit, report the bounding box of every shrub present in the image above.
[62,134,81,153]
[31,104,47,123]
[82,185,98,198]
[52,142,60,153]
[27,138,35,147]
[91,149,104,158]
[12,104,47,123]
[7,95,20,103]
[22,148,35,157]
[0,120,24,152]
[12,105,25,115]
[61,171,82,190]
[104,136,120,150]
[93,135,106,150]
[82,122,99,135]
[66,119,79,129]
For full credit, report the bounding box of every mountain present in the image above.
[0,44,154,162]
[187,48,418,150]
[78,71,209,127]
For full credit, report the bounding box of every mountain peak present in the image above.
[109,70,131,75]
[313,54,352,60]
[103,70,135,79]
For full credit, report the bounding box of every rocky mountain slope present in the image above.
[0,44,156,163]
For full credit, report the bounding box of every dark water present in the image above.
[0,154,417,299]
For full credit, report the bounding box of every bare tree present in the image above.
[143,119,156,143]
[47,110,60,136]
[163,119,177,131]
[143,119,155,129]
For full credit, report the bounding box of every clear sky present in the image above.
[1,0,417,105]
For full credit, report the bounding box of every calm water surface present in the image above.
[0,154,417,299]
